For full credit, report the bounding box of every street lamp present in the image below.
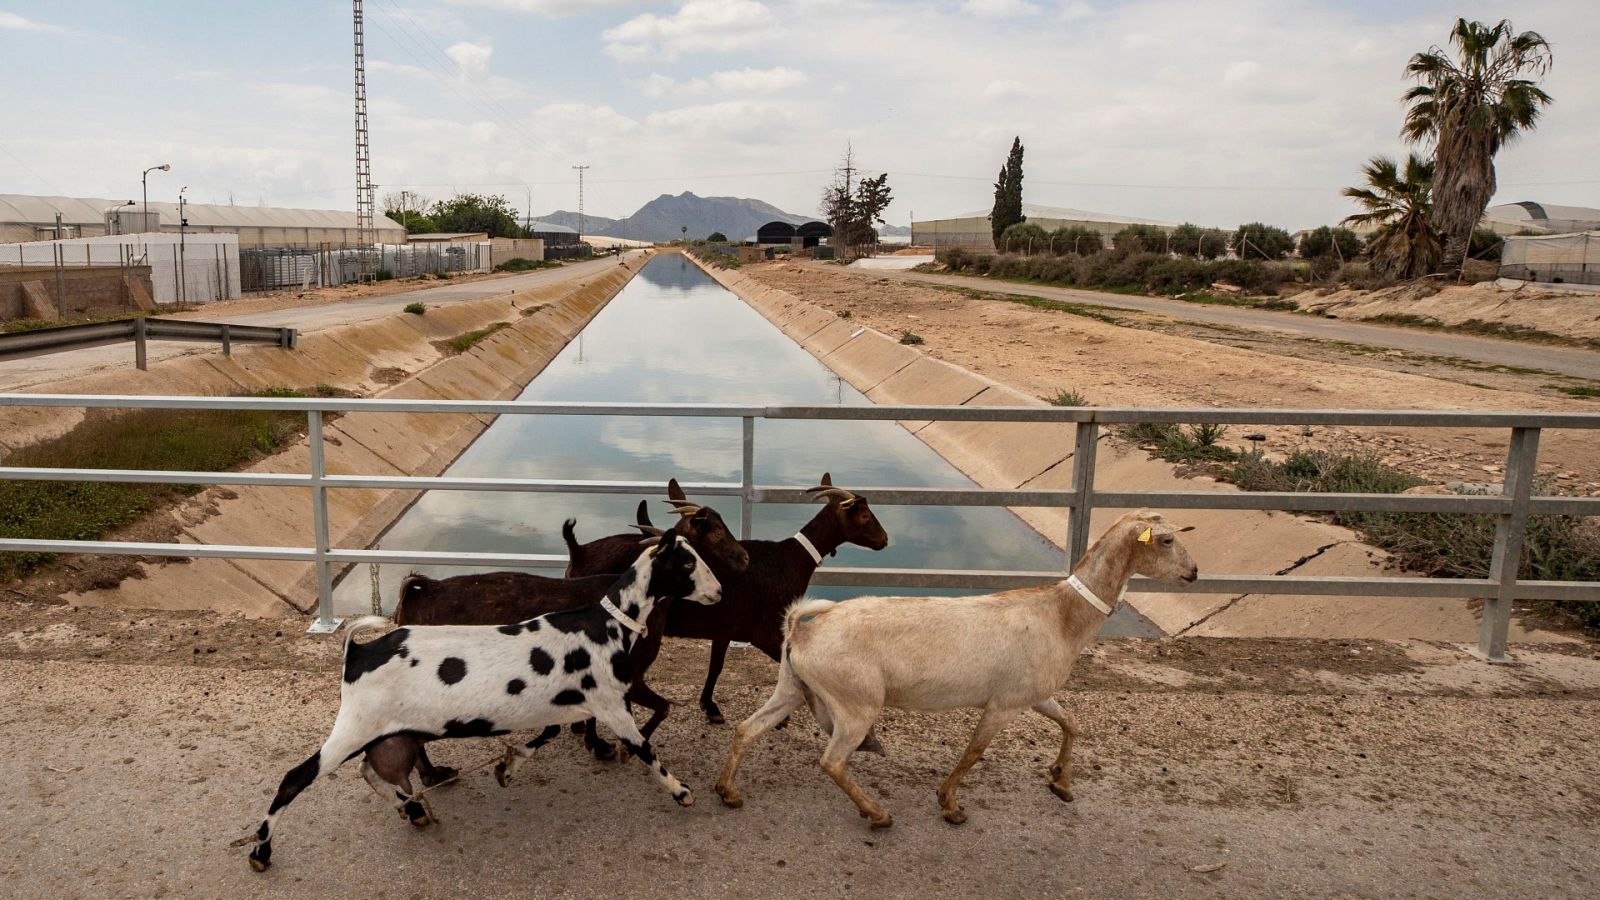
[142,164,170,232]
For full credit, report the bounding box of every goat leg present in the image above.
[1032,699,1080,802]
[575,719,617,761]
[699,639,731,724]
[413,741,458,788]
[628,679,673,741]
[937,706,1019,825]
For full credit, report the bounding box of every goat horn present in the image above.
[806,487,857,503]
[631,524,667,537]
[638,535,662,547]
[820,471,833,487]
[667,477,688,503]
[634,500,654,529]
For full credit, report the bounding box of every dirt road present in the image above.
[3,602,1598,899]
[752,262,1600,490]
[855,265,1600,381]
[0,254,640,391]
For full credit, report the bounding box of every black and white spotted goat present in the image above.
[242,531,720,872]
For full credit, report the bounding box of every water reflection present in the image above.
[337,255,1158,636]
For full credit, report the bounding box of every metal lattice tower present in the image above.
[352,0,375,281]
[572,165,589,237]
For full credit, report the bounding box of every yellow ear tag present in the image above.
[1137,527,1153,544]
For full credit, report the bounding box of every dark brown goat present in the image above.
[389,567,676,782]
[567,473,889,727]
[564,484,749,578]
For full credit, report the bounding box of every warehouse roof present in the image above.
[0,193,403,231]
[526,220,578,235]
[928,203,1179,227]
[1486,201,1600,225]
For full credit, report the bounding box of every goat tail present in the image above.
[342,616,390,655]
[561,518,582,559]
[392,572,428,626]
[781,598,835,644]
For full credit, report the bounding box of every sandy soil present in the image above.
[744,262,1600,492]
[153,270,521,321]
[4,601,1600,898]
[1295,281,1600,344]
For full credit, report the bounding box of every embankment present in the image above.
[2,254,647,616]
[687,254,1565,643]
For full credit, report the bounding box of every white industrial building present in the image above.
[1482,202,1600,236]
[0,193,405,247]
[911,203,1180,250]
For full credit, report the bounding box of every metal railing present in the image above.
[1,394,1597,661]
[0,318,296,369]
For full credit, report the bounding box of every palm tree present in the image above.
[1402,18,1553,277]
[1342,153,1440,279]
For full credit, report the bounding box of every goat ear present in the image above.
[635,500,654,529]
[821,471,833,487]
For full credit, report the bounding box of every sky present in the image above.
[0,0,1595,231]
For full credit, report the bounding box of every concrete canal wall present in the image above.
[685,253,1558,642]
[10,255,648,616]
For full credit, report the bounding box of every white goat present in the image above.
[714,511,1197,827]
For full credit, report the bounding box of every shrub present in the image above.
[1298,225,1364,262]
[443,322,509,355]
[999,222,1050,254]
[837,309,852,319]
[375,268,394,281]
[972,254,996,275]
[1046,389,1089,407]
[403,302,427,315]
[1112,224,1169,254]
[938,247,971,271]
[989,253,1031,279]
[1232,222,1295,260]
[1121,422,1237,463]
[1047,225,1103,256]
[1468,227,1505,261]
[1169,223,1229,259]
[898,330,924,345]
[495,257,560,272]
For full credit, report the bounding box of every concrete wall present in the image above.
[491,237,546,267]
[0,265,155,321]
[686,254,1553,643]
[4,255,646,617]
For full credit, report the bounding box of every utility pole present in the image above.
[571,165,589,237]
[524,185,532,237]
[352,0,375,282]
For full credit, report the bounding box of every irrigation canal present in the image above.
[336,254,1160,636]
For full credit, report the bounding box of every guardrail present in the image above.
[0,394,1596,661]
[0,317,297,369]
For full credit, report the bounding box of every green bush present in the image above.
[999,222,1050,254]
[972,254,996,275]
[1298,226,1363,261]
[1233,222,1295,260]
[1112,224,1169,254]
[494,257,560,272]
[898,330,925,345]
[443,322,510,355]
[938,247,971,271]
[403,302,427,315]
[1047,389,1089,407]
[1169,223,1229,259]
[1468,227,1506,261]
[1048,226,1103,256]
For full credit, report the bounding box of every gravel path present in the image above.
[3,602,1597,899]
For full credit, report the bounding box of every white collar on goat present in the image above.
[793,532,823,565]
[600,596,648,636]
[1065,573,1117,616]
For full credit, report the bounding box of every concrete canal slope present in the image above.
[9,254,648,616]
[687,254,1567,643]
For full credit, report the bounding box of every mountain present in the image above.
[537,192,813,242]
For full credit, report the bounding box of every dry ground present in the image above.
[3,601,1599,899]
[745,262,1600,492]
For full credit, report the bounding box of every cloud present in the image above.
[445,41,494,80]
[638,66,807,97]
[982,79,1035,102]
[1058,1,1094,19]
[0,12,65,32]
[603,0,775,62]
[449,0,652,14]
[961,0,1042,17]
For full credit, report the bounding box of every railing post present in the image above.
[1474,426,1540,662]
[1066,421,1099,568]
[133,316,147,370]
[740,416,755,540]
[220,323,231,357]
[306,410,341,634]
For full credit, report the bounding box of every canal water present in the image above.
[338,255,1157,636]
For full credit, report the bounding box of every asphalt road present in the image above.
[849,266,1600,381]
[0,254,638,390]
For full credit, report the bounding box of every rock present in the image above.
[1402,485,1455,495]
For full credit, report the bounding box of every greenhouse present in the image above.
[0,193,405,247]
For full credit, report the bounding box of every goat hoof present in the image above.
[494,761,511,788]
[409,813,433,828]
[1049,782,1075,803]
[675,789,695,807]
[942,806,968,825]
[715,784,743,808]
[419,766,457,788]
[868,813,894,829]
[591,742,617,762]
[703,707,726,725]
[247,848,271,872]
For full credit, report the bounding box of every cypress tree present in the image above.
[990,136,1025,247]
